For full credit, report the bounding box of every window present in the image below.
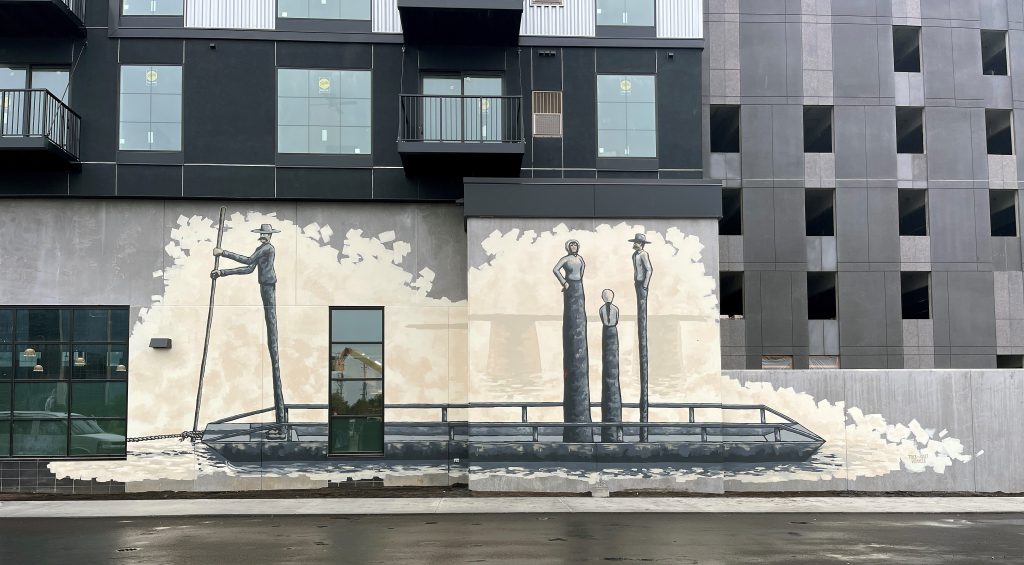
[896,107,924,154]
[893,26,921,73]
[119,65,182,151]
[720,272,744,318]
[278,0,370,20]
[807,272,837,320]
[809,356,840,369]
[981,30,1008,76]
[122,0,183,15]
[990,190,1018,237]
[596,0,654,26]
[329,308,384,455]
[986,109,1013,155]
[997,355,1023,368]
[720,188,742,236]
[804,106,833,153]
[899,189,928,236]
[0,308,129,458]
[278,69,371,155]
[901,272,931,320]
[805,189,835,237]
[597,75,656,158]
[761,355,793,370]
[710,105,740,153]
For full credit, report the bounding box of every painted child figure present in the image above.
[599,289,623,443]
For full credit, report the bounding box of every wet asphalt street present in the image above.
[1,513,1022,564]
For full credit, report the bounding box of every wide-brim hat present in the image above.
[252,224,281,234]
[628,233,651,244]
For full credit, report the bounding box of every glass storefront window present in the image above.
[329,308,384,455]
[278,69,372,155]
[1,308,129,459]
[278,0,371,20]
[119,65,183,151]
[596,0,655,27]
[597,74,656,158]
[122,0,184,16]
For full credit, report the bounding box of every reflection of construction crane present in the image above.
[335,347,383,377]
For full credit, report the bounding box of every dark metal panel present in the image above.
[73,29,118,163]
[465,178,721,219]
[276,167,372,199]
[657,48,701,171]
[562,47,596,170]
[531,48,562,91]
[182,165,274,198]
[118,39,184,64]
[0,38,74,64]
[372,44,403,167]
[116,164,182,197]
[182,39,275,165]
[417,46,508,72]
[532,138,563,171]
[372,167,419,199]
[275,42,373,69]
[275,19,372,34]
[596,48,657,74]
[0,169,68,196]
[69,163,115,197]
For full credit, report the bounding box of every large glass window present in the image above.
[329,307,383,455]
[0,307,129,458]
[1,66,70,136]
[278,0,370,20]
[597,74,656,158]
[122,0,184,16]
[119,65,183,151]
[596,0,655,27]
[278,69,372,155]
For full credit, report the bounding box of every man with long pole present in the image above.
[212,223,287,425]
[192,206,227,437]
[630,233,653,442]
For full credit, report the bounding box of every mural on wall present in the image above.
[26,206,979,493]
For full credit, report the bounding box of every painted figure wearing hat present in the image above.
[212,224,288,425]
[629,233,653,441]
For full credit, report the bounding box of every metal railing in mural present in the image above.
[201,401,823,445]
[398,94,525,144]
[0,89,81,160]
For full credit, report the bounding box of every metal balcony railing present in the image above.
[0,89,81,160]
[399,94,524,144]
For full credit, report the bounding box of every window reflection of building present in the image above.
[328,308,384,455]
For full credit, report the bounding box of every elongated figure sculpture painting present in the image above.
[212,223,288,424]
[553,239,593,442]
[599,289,623,442]
[630,233,653,441]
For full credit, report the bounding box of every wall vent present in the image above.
[530,0,565,6]
[532,91,563,137]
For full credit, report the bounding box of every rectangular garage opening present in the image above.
[805,189,835,236]
[720,271,744,318]
[990,190,1018,237]
[900,272,931,319]
[807,272,837,320]
[896,107,924,154]
[986,109,1014,155]
[899,189,928,236]
[710,105,741,153]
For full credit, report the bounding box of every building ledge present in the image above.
[0,0,86,37]
[397,0,523,45]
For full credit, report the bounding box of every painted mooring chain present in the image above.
[126,431,204,443]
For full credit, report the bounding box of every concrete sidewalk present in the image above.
[1,497,1024,517]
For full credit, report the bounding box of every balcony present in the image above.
[0,89,81,169]
[398,94,525,177]
[396,0,523,45]
[0,0,86,37]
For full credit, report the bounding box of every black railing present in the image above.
[62,0,86,21]
[0,89,81,160]
[399,94,524,144]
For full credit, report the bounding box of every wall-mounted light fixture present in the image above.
[149,338,172,349]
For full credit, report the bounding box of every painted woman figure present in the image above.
[599,289,623,443]
[553,239,593,443]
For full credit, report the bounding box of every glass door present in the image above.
[421,75,502,142]
[0,68,27,136]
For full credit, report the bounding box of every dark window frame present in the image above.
[807,272,838,321]
[275,67,374,161]
[986,109,1014,156]
[719,271,744,319]
[892,25,922,73]
[720,187,742,236]
[328,306,385,457]
[981,29,1009,76]
[117,63,184,153]
[898,189,928,236]
[896,106,925,154]
[900,272,931,320]
[805,189,835,237]
[595,0,656,29]
[710,104,741,153]
[803,105,833,153]
[0,306,130,460]
[990,189,1019,237]
[595,73,658,159]
[120,0,184,16]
